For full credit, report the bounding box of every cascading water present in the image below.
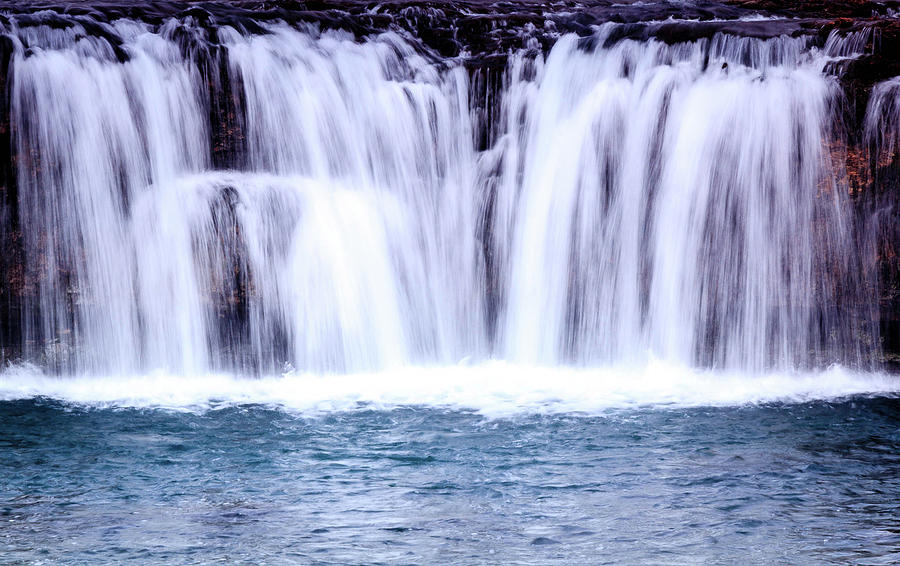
[0,10,890,379]
[864,74,900,361]
[10,20,488,374]
[494,29,873,370]
[867,76,900,157]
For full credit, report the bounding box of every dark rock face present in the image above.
[729,0,898,19]
[825,17,900,369]
[0,31,18,361]
[1,0,899,368]
[0,1,893,59]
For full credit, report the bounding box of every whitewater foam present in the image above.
[0,362,896,417]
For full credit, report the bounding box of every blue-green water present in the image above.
[3,395,899,565]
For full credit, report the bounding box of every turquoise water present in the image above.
[3,395,898,565]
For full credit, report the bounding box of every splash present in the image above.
[0,362,897,416]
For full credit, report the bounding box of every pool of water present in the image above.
[2,385,899,564]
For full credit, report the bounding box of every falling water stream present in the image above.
[0,15,890,381]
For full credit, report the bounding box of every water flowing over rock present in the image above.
[0,1,898,374]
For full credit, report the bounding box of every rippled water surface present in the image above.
[2,393,899,565]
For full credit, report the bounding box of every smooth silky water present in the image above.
[1,5,899,564]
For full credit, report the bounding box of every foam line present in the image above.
[1,362,896,417]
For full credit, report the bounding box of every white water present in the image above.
[0,16,890,381]
[866,75,900,157]
[494,32,864,369]
[1,363,897,416]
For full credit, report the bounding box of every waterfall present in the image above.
[494,29,871,369]
[867,76,900,157]
[0,12,886,375]
[864,76,900,362]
